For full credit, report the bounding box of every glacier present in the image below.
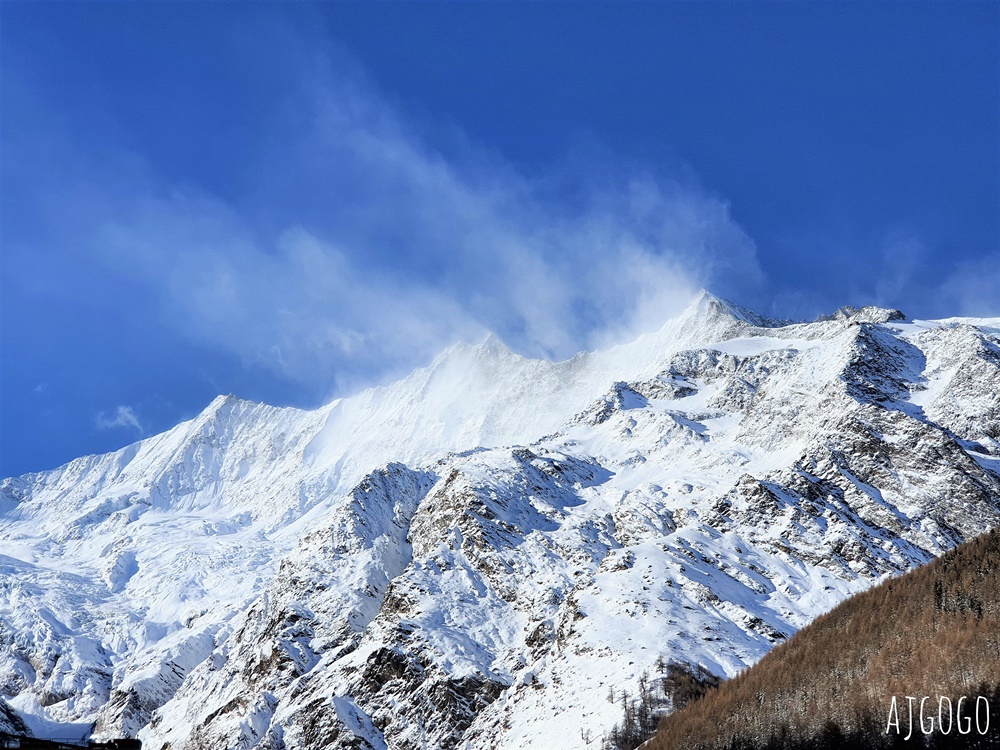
[1,291,999,749]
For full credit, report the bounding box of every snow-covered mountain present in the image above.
[2,291,999,749]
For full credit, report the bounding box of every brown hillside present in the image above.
[647,528,1000,750]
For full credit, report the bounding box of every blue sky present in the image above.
[2,2,998,478]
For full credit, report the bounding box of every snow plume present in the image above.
[940,252,1000,317]
[39,42,763,395]
[94,405,143,434]
[873,230,929,309]
[872,231,1000,319]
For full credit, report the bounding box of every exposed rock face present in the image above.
[0,697,29,735]
[815,304,907,324]
[648,528,1000,750]
[1,292,999,748]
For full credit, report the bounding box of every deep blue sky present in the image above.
[2,2,998,477]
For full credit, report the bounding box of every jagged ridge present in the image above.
[0,292,998,749]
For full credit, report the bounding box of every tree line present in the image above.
[644,528,1000,750]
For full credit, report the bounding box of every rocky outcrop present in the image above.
[1,295,998,749]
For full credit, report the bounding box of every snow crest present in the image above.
[1,292,999,749]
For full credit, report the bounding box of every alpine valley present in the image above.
[2,291,999,750]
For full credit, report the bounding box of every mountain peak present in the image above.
[4,297,999,750]
[427,332,516,372]
[684,289,778,330]
[816,304,907,325]
[474,331,514,357]
[207,393,241,409]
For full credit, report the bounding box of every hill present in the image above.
[648,528,1000,750]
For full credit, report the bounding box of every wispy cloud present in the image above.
[873,230,1000,319]
[91,79,761,393]
[15,30,765,399]
[938,252,1000,317]
[95,405,143,434]
[874,230,928,310]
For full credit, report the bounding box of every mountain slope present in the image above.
[647,527,1000,750]
[1,292,999,748]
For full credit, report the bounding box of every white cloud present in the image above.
[874,230,928,308]
[871,230,999,319]
[55,42,766,398]
[938,252,1000,317]
[95,405,143,434]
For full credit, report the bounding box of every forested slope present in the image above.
[648,529,1000,749]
